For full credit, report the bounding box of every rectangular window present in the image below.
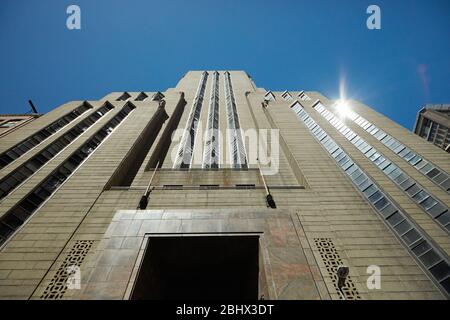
[0,104,133,247]
[0,103,92,169]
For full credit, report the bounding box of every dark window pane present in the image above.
[379,204,397,218]
[436,211,450,226]
[429,261,450,281]
[419,249,441,268]
[387,212,403,226]
[394,220,412,234]
[411,240,431,256]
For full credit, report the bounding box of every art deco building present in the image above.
[0,71,449,300]
[414,104,450,153]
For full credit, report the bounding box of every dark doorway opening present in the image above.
[130,235,260,300]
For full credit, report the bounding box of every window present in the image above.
[0,103,92,169]
[0,103,113,201]
[281,91,293,101]
[203,71,220,169]
[135,92,148,101]
[117,92,131,101]
[298,92,311,101]
[151,92,165,101]
[173,71,209,168]
[0,119,21,128]
[264,91,276,101]
[0,104,134,247]
[312,102,450,231]
[290,101,450,295]
[337,104,450,194]
[224,71,248,169]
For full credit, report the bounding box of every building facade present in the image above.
[0,71,449,300]
[414,104,450,153]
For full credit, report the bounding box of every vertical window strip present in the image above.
[264,91,276,101]
[298,91,311,101]
[224,71,248,169]
[0,103,92,170]
[203,71,220,169]
[290,101,450,295]
[117,92,131,101]
[173,71,209,168]
[135,92,148,101]
[313,103,450,234]
[281,91,293,101]
[0,103,134,248]
[334,105,450,193]
[0,104,114,201]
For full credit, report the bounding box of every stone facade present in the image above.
[0,71,449,300]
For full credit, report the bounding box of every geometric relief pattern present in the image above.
[314,238,361,300]
[40,240,94,300]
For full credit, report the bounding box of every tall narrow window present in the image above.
[264,91,276,101]
[0,103,134,247]
[224,71,247,169]
[313,102,450,232]
[173,71,209,168]
[298,91,311,101]
[281,91,293,101]
[135,92,148,101]
[0,103,92,170]
[152,92,165,101]
[0,103,114,201]
[117,92,131,101]
[331,104,450,193]
[203,71,220,169]
[0,120,21,128]
[290,101,450,296]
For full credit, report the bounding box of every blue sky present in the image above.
[1,0,449,130]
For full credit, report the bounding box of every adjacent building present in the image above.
[414,104,450,153]
[0,114,40,138]
[0,71,449,300]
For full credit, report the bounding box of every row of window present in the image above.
[0,103,92,170]
[203,71,220,169]
[417,117,450,152]
[224,71,248,169]
[0,104,134,247]
[0,104,113,201]
[335,105,450,193]
[265,91,311,102]
[117,92,165,102]
[173,71,209,168]
[290,101,450,295]
[314,103,450,233]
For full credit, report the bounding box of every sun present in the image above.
[335,99,355,119]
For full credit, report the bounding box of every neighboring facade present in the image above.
[0,114,40,138]
[414,104,450,153]
[0,71,449,300]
